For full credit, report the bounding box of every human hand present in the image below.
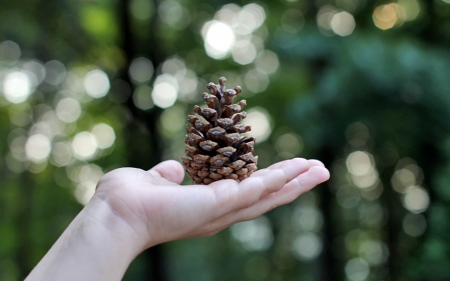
[25,158,329,281]
[95,158,330,252]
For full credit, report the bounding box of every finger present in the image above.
[249,158,324,178]
[211,158,310,215]
[308,159,325,167]
[242,158,311,198]
[243,158,310,197]
[228,166,330,222]
[252,158,306,176]
[148,160,185,185]
[249,159,289,177]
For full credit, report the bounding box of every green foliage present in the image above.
[80,6,120,43]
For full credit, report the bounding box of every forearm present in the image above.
[25,197,144,281]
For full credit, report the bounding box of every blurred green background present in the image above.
[1,0,450,280]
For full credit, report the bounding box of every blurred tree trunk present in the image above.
[318,145,336,281]
[117,0,167,280]
[16,174,34,280]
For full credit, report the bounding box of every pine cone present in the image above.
[182,77,258,184]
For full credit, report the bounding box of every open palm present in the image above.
[95,158,330,249]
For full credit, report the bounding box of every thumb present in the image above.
[149,160,185,185]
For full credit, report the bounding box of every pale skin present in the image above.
[25,158,330,281]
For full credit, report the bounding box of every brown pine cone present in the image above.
[182,77,258,184]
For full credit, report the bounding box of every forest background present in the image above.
[1,0,450,280]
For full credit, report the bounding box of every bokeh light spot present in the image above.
[291,206,323,232]
[158,0,190,29]
[215,4,240,25]
[398,0,421,21]
[359,240,388,265]
[331,11,356,36]
[254,50,279,75]
[391,162,423,193]
[152,82,177,108]
[292,232,323,261]
[231,216,273,251]
[345,258,370,281]
[133,85,154,110]
[275,133,303,157]
[346,151,374,176]
[403,213,427,237]
[202,20,235,59]
[44,60,67,85]
[242,108,272,142]
[351,170,379,189]
[25,134,51,163]
[0,40,21,62]
[72,131,98,160]
[51,142,73,167]
[3,71,32,104]
[55,98,82,123]
[232,40,257,65]
[129,57,154,84]
[281,9,305,33]
[403,186,429,213]
[346,122,370,147]
[317,5,338,34]
[244,69,269,93]
[236,4,266,35]
[151,74,178,108]
[84,69,110,98]
[162,57,186,76]
[202,4,266,62]
[23,60,46,85]
[91,123,115,149]
[373,4,406,30]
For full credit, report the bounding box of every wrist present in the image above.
[26,195,145,281]
[87,194,148,254]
